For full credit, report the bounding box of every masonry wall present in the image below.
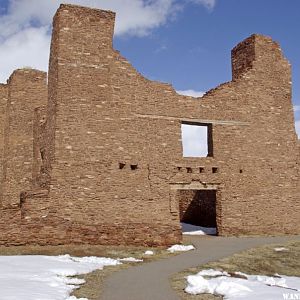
[0,4,299,247]
[32,106,48,189]
[171,36,299,235]
[37,4,181,246]
[1,70,47,209]
[0,84,8,205]
[0,70,47,245]
[38,5,298,244]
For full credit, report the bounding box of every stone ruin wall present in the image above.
[0,4,299,246]
[0,70,47,245]
[0,84,8,189]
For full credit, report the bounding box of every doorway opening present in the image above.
[177,189,217,235]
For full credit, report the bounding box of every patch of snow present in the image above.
[274,247,289,252]
[198,269,230,277]
[185,269,300,299]
[181,222,216,235]
[167,244,195,253]
[118,257,143,262]
[247,274,288,288]
[0,254,141,300]
[144,250,154,255]
[235,271,248,277]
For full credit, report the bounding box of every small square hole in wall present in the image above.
[187,167,193,173]
[240,169,243,174]
[177,167,182,172]
[181,122,213,157]
[119,163,126,169]
[130,164,138,170]
[199,167,205,173]
[212,167,218,173]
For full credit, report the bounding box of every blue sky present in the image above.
[0,0,299,136]
[116,0,300,96]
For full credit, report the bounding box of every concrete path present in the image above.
[101,235,300,300]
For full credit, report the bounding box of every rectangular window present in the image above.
[181,122,213,157]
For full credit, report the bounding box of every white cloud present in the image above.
[0,0,178,38]
[177,89,205,98]
[0,27,50,83]
[294,105,300,112]
[0,0,215,83]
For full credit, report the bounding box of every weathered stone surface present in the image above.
[0,84,8,205]
[1,69,47,209]
[0,4,299,246]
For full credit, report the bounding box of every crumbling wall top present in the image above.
[51,4,116,55]
[57,3,116,19]
[231,34,289,80]
[8,68,47,85]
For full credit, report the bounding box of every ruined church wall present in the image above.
[32,106,48,189]
[115,34,300,236]
[40,4,180,246]
[0,4,299,246]
[0,70,47,246]
[22,5,299,246]
[0,84,8,205]
[30,4,188,245]
[193,36,299,235]
[1,69,47,209]
[109,34,300,236]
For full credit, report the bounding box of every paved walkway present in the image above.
[101,235,300,300]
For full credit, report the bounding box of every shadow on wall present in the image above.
[178,190,217,228]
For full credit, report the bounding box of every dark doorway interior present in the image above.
[179,190,216,228]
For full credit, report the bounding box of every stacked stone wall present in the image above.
[32,106,48,189]
[0,4,299,246]
[1,70,47,209]
[0,84,8,205]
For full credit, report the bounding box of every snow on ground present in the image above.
[181,222,216,235]
[144,250,154,255]
[198,269,230,277]
[185,268,300,300]
[274,247,289,252]
[118,257,143,262]
[0,254,141,300]
[167,244,195,253]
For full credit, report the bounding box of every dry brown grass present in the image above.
[171,240,300,300]
[69,245,177,300]
[72,265,129,300]
[0,244,152,258]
